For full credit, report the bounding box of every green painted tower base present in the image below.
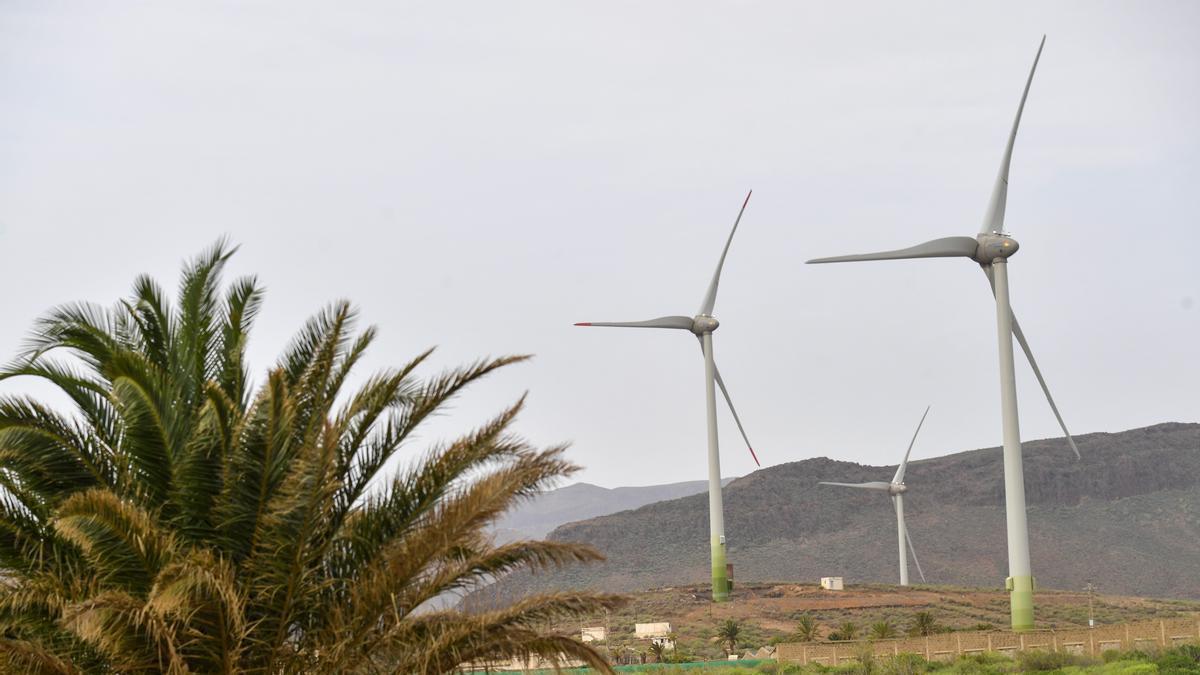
[1007,575,1034,631]
[711,539,729,602]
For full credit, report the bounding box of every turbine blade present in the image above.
[893,405,931,484]
[713,361,760,467]
[898,503,927,583]
[698,190,752,316]
[1010,314,1080,459]
[818,481,893,491]
[574,315,694,330]
[981,35,1045,235]
[806,236,978,264]
[694,335,759,465]
[982,266,1081,459]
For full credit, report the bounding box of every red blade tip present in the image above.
[749,447,760,466]
[574,322,592,326]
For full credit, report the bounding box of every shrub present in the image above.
[1016,649,1087,671]
[1103,664,1162,675]
[1155,643,1200,674]
[882,653,929,675]
[1101,650,1128,663]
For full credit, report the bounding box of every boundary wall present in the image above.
[776,618,1200,666]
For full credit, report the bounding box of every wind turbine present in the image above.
[575,191,760,602]
[806,37,1079,631]
[818,406,930,587]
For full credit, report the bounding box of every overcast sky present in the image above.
[2,1,1197,488]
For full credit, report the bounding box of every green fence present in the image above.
[512,658,770,674]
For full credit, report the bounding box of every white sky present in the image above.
[2,1,1197,488]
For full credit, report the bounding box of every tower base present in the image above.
[1007,575,1035,631]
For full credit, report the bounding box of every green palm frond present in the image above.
[216,369,297,564]
[125,273,174,372]
[0,397,112,503]
[217,275,263,406]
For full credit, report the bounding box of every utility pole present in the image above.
[604,609,611,664]
[1085,581,1096,627]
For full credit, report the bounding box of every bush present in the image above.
[1101,650,1131,663]
[1155,643,1200,674]
[1016,649,1087,671]
[1103,664,1163,675]
[950,651,1014,673]
[882,653,930,675]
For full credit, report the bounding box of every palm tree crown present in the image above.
[0,242,622,673]
[716,619,740,655]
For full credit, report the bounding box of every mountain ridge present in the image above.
[489,422,1200,601]
[492,477,735,541]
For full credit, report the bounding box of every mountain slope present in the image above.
[492,478,732,540]
[498,423,1200,600]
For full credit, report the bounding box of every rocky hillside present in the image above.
[492,478,730,541]
[492,423,1200,600]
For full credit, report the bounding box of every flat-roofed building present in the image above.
[635,622,672,639]
[820,576,844,590]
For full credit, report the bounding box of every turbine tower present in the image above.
[806,37,1079,631]
[575,191,760,602]
[818,406,931,586]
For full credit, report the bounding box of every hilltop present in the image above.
[483,423,1200,601]
[492,478,732,541]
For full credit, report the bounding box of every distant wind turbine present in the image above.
[575,191,760,603]
[819,406,930,587]
[806,37,1078,631]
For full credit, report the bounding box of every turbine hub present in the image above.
[975,233,1019,264]
[890,483,907,495]
[691,315,720,334]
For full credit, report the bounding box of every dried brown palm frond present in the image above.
[0,637,81,675]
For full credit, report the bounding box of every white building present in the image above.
[635,622,672,639]
[820,576,844,590]
[580,626,606,643]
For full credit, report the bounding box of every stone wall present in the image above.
[775,619,1200,665]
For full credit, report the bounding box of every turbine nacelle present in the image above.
[573,189,759,602]
[889,482,908,496]
[975,233,1020,265]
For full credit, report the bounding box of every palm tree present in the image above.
[0,242,624,673]
[647,641,666,663]
[794,614,820,642]
[909,611,940,637]
[716,619,740,655]
[870,620,897,639]
[835,621,859,641]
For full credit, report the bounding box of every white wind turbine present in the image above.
[806,37,1079,631]
[818,406,931,587]
[575,191,760,603]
